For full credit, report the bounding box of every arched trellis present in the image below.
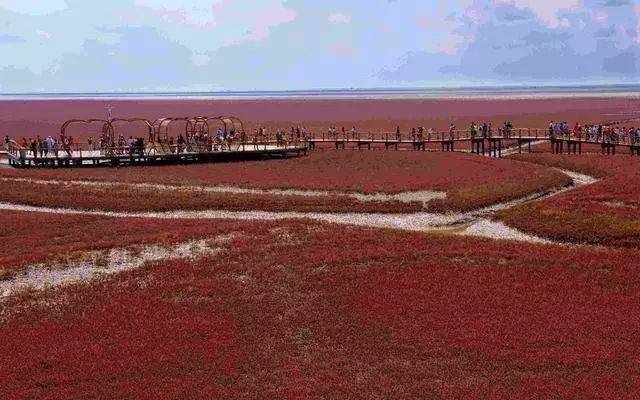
[219,116,243,134]
[110,118,154,143]
[205,116,244,136]
[60,119,113,144]
[152,116,245,143]
[186,116,210,141]
[152,117,191,143]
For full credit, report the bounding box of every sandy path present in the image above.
[0,234,238,299]
[0,177,446,207]
[0,168,599,298]
[0,185,567,243]
[0,168,596,243]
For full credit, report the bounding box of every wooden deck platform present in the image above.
[5,143,309,168]
[5,130,640,169]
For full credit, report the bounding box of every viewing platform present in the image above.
[5,121,639,169]
[5,141,308,168]
[4,115,309,168]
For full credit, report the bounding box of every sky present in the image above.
[0,0,638,92]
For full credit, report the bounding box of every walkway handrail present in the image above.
[14,139,308,160]
[5,140,24,158]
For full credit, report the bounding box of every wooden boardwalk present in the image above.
[5,128,640,169]
[306,130,640,157]
[5,142,308,168]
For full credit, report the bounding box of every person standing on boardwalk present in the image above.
[52,138,59,158]
[29,138,37,158]
[42,136,49,157]
[37,135,44,157]
[396,126,401,141]
[177,133,185,153]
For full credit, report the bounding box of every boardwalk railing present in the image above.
[7,127,640,167]
[303,127,640,157]
[6,139,308,168]
[311,128,640,143]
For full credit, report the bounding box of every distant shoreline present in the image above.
[1,85,640,100]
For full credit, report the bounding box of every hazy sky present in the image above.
[0,0,638,92]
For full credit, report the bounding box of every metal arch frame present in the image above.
[110,118,154,143]
[151,117,172,143]
[186,116,210,140]
[207,116,244,134]
[226,116,244,133]
[206,116,229,135]
[152,117,191,143]
[60,119,114,143]
[147,116,245,143]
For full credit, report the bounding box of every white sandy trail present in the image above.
[555,169,598,186]
[0,190,554,244]
[0,235,237,299]
[0,168,597,251]
[0,177,446,207]
[461,219,551,244]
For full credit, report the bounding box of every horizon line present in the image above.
[2,83,640,97]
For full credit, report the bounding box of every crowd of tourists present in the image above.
[326,126,359,140]
[254,126,309,148]
[92,135,147,155]
[5,119,640,158]
[8,135,72,158]
[548,121,640,144]
[324,121,515,141]
[163,128,246,153]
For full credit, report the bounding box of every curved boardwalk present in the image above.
[5,127,640,168]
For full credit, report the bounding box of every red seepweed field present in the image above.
[2,221,640,399]
[3,96,640,399]
[498,153,640,247]
[0,151,570,212]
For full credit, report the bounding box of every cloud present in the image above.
[134,0,219,27]
[0,0,67,16]
[36,29,53,40]
[133,0,296,40]
[191,53,210,67]
[0,0,638,91]
[0,33,23,43]
[333,42,357,59]
[328,13,351,24]
[242,3,297,41]
[601,0,630,6]
[602,51,638,73]
[495,0,581,27]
